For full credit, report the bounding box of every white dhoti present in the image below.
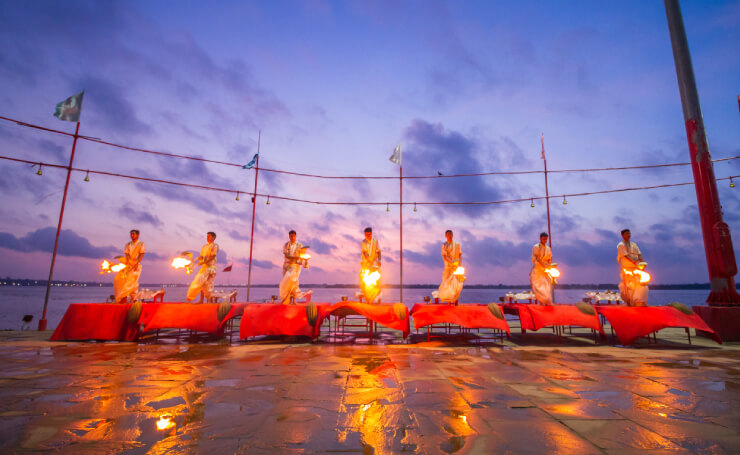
[530,266,553,305]
[619,268,649,306]
[438,264,463,303]
[187,265,216,301]
[530,243,553,305]
[280,264,302,304]
[114,263,141,302]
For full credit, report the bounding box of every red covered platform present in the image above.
[410,303,510,337]
[139,302,246,334]
[51,303,139,341]
[324,302,410,338]
[51,302,247,341]
[693,306,740,342]
[239,303,330,339]
[503,303,603,334]
[596,305,721,346]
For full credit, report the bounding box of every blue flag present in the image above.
[54,91,84,122]
[243,153,258,169]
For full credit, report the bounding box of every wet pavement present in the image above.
[1,329,739,454]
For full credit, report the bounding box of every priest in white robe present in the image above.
[617,228,648,306]
[438,230,463,303]
[530,232,554,305]
[279,230,305,304]
[186,231,219,303]
[114,229,145,303]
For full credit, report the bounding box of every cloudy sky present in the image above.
[0,0,738,286]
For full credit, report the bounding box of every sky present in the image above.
[0,0,738,287]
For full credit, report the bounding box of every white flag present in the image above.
[389,144,402,165]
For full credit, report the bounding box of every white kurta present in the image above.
[617,241,648,306]
[529,243,553,305]
[280,241,303,304]
[187,242,219,302]
[438,241,463,303]
[114,240,145,302]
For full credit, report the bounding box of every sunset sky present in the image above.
[0,0,738,286]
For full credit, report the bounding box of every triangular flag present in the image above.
[243,153,258,169]
[54,91,84,122]
[389,144,401,165]
[223,264,233,272]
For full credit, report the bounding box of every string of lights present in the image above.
[2,154,736,207]
[2,115,737,180]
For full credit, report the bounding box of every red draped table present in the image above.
[139,302,246,334]
[502,303,604,335]
[410,303,510,340]
[240,303,331,339]
[324,302,410,338]
[51,303,140,341]
[596,305,721,346]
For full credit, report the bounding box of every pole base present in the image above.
[694,306,740,341]
[37,319,48,331]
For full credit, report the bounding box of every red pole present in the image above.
[39,121,80,330]
[246,131,261,302]
[542,134,552,248]
[665,0,739,305]
[399,165,403,303]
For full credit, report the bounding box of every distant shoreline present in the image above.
[0,278,731,291]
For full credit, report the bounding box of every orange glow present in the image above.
[100,259,125,274]
[300,253,311,260]
[361,269,381,287]
[545,267,561,279]
[100,260,111,273]
[624,268,651,284]
[156,414,174,431]
[171,255,193,274]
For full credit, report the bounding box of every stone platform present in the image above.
[0,329,739,453]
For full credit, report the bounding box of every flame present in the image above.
[100,259,125,274]
[156,414,174,431]
[624,268,651,284]
[453,266,465,276]
[545,267,561,278]
[300,253,311,260]
[171,256,193,274]
[361,269,381,287]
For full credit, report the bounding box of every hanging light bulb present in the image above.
[562,195,567,205]
[235,191,240,201]
[266,195,271,205]
[84,171,90,182]
[36,164,42,176]
[530,198,535,208]
[731,177,735,188]
[386,203,390,212]
[413,202,417,212]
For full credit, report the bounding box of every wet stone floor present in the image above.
[1,330,740,454]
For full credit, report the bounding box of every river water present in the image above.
[0,285,711,330]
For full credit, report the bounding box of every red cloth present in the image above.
[139,302,246,334]
[51,303,139,341]
[325,302,410,338]
[410,303,510,335]
[239,303,330,339]
[596,305,722,345]
[502,303,536,330]
[693,306,740,342]
[519,304,604,334]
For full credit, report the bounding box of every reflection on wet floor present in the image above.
[0,331,739,453]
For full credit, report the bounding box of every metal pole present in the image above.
[665,0,739,305]
[246,131,261,302]
[542,134,552,247]
[39,121,80,330]
[399,165,403,303]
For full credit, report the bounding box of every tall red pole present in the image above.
[246,131,261,302]
[665,0,739,305]
[39,121,80,330]
[399,165,403,303]
[542,134,552,248]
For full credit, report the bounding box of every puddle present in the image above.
[667,388,691,397]
[146,396,187,410]
[205,379,240,387]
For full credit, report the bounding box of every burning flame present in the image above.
[156,414,174,431]
[100,259,125,274]
[171,255,193,274]
[300,253,311,260]
[624,268,651,284]
[545,267,561,278]
[453,266,465,276]
[361,269,381,287]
